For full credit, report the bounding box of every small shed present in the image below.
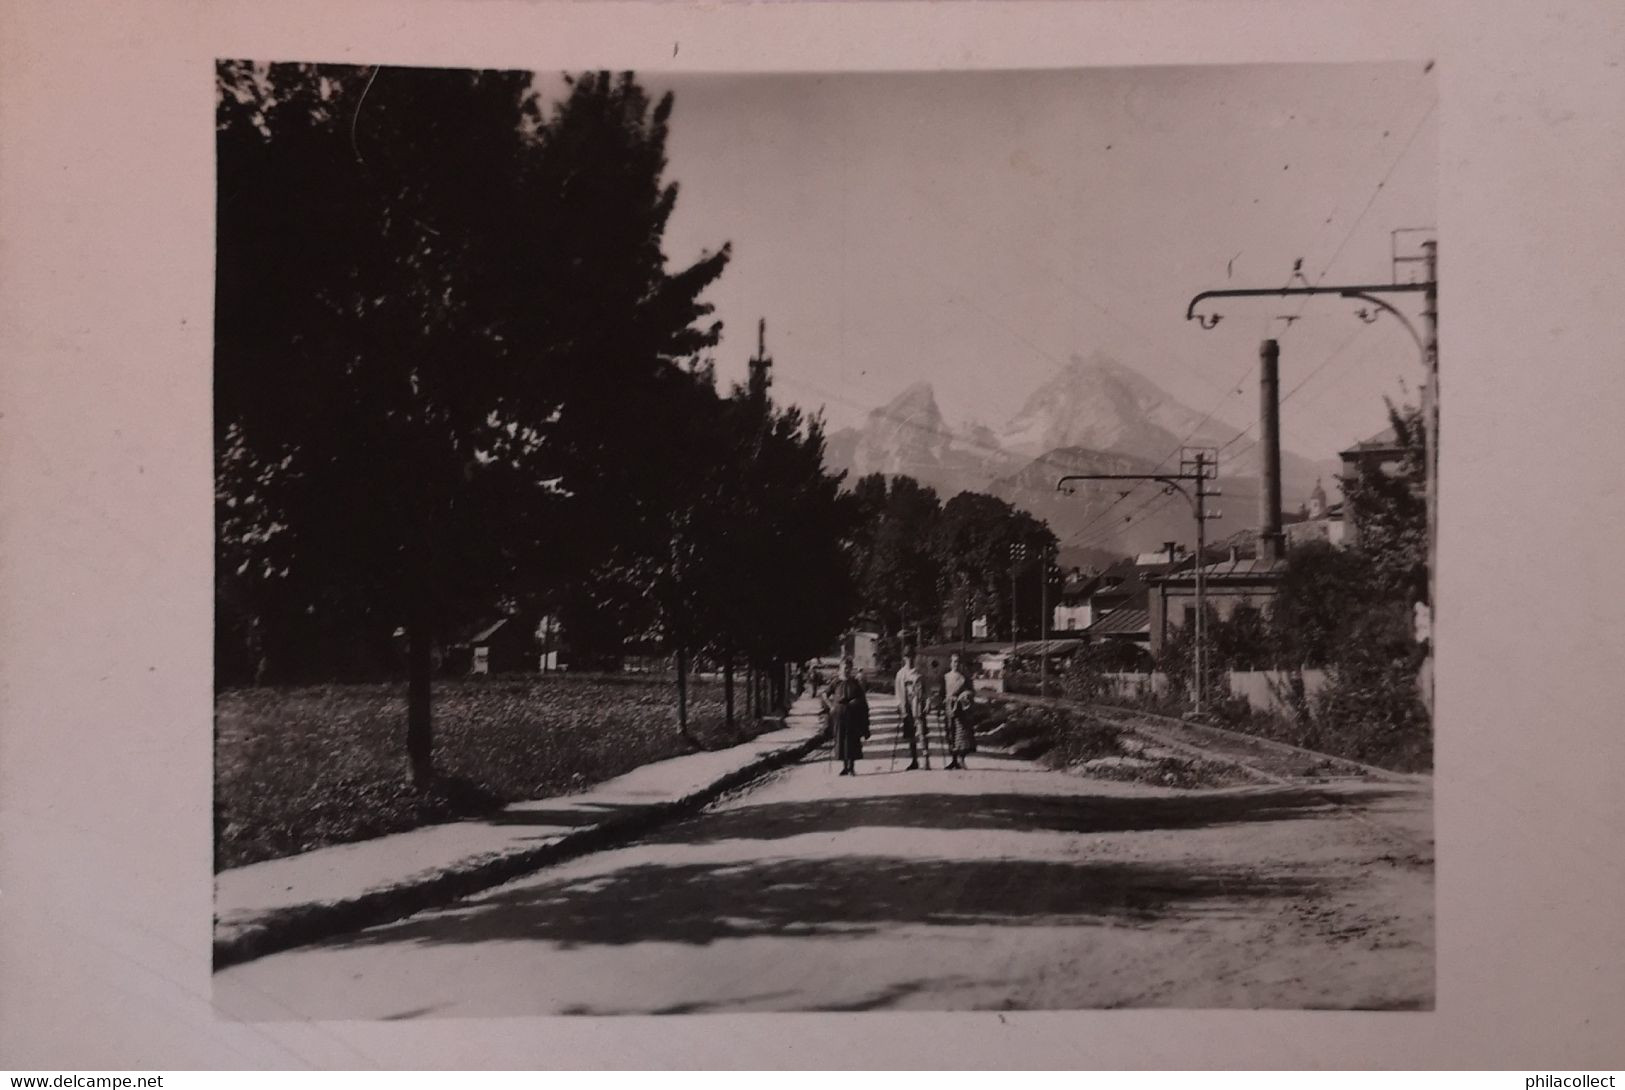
[461,616,538,676]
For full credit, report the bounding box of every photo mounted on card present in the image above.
[211,60,1436,1018]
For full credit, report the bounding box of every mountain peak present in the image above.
[1063,349,1137,378]
[880,381,942,416]
[999,354,1209,462]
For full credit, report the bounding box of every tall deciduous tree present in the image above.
[215,64,729,783]
[848,474,944,638]
[1343,401,1428,604]
[931,491,1057,640]
[687,363,858,724]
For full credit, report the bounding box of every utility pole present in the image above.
[1184,244,1437,710]
[1056,448,1219,716]
[1421,241,1438,714]
[962,581,970,653]
[1039,546,1051,696]
[1183,448,1220,715]
[1160,541,1178,657]
[1009,542,1027,660]
[747,318,773,405]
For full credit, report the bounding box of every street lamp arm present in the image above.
[1342,290,1427,359]
[1184,281,1431,324]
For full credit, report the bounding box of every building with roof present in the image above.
[1339,424,1408,479]
[450,613,542,675]
[1338,424,1422,547]
[1148,553,1287,657]
[832,619,882,672]
[1087,605,1151,644]
[1052,549,1185,635]
[1284,478,1347,548]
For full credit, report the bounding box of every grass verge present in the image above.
[980,700,1252,789]
[215,672,768,871]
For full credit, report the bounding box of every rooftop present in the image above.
[1011,637,1092,657]
[1161,556,1288,582]
[1340,423,1418,457]
[1087,607,1151,636]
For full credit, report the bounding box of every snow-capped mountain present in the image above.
[822,352,1339,558]
[1000,351,1234,462]
[827,381,1021,496]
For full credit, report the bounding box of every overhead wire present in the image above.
[771,84,1438,561]
[1066,90,1438,554]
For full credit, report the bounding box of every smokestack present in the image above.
[1259,339,1285,562]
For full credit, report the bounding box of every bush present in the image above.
[1169,600,1431,772]
[1303,602,1431,770]
[984,702,1125,765]
[1002,661,1065,698]
[1052,641,1155,703]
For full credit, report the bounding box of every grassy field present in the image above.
[215,673,761,871]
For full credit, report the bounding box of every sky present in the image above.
[637,63,1436,464]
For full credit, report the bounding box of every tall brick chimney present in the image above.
[1259,339,1285,562]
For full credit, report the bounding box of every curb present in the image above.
[213,724,829,971]
[1090,703,1429,784]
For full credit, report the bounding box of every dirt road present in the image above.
[215,703,1433,1017]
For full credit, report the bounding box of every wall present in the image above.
[1226,669,1329,715]
[1149,581,1282,655]
[1095,669,1327,716]
[1053,603,1091,632]
[1103,671,1169,700]
[849,631,880,672]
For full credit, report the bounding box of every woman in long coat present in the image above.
[942,653,976,770]
[824,657,870,776]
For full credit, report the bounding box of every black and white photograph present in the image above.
[208,59,1440,1018]
[12,0,1625,1072]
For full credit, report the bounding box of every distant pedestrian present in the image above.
[942,652,977,770]
[824,656,870,776]
[894,648,930,770]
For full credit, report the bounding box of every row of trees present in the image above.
[846,474,1061,644]
[215,64,853,784]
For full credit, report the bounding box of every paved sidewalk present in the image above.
[214,694,827,969]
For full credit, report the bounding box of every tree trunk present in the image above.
[723,653,735,730]
[406,612,434,788]
[676,646,690,735]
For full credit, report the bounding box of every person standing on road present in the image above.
[894,648,930,770]
[942,652,976,770]
[824,656,870,776]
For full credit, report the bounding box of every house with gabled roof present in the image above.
[1052,548,1186,636]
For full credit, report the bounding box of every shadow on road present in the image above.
[322,852,1328,954]
[646,785,1405,845]
[483,802,654,828]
